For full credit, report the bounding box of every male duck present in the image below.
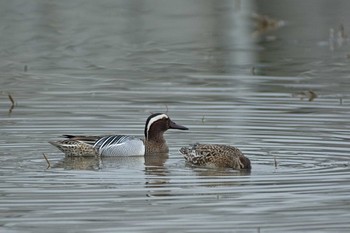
[50,113,188,157]
[180,143,251,170]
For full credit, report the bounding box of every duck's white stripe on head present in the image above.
[146,114,168,138]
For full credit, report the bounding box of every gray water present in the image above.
[1,0,350,232]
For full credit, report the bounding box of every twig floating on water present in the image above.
[43,153,51,169]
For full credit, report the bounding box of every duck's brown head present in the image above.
[144,113,188,141]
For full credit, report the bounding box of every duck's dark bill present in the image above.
[169,120,189,130]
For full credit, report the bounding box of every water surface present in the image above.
[1,1,350,232]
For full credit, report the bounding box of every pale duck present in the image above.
[50,113,188,157]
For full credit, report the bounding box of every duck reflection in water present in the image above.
[52,153,169,171]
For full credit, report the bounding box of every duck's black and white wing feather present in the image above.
[94,135,145,156]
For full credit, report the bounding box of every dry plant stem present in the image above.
[274,155,278,169]
[8,94,15,106]
[43,153,51,169]
[8,94,15,114]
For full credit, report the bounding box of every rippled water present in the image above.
[1,1,350,232]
